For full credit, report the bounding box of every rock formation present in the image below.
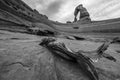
[0,0,120,80]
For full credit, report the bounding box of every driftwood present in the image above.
[40,38,99,80]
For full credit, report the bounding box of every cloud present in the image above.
[89,0,120,20]
[42,0,64,18]
[22,0,120,22]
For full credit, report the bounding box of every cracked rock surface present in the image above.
[0,30,120,80]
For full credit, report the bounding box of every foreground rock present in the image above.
[0,30,120,80]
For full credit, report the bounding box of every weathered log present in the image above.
[40,37,99,80]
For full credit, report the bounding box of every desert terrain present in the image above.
[0,0,120,80]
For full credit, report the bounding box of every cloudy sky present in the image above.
[23,0,120,22]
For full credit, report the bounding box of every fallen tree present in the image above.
[39,38,99,80]
[39,37,118,80]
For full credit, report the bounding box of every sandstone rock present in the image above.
[0,0,120,80]
[0,30,120,80]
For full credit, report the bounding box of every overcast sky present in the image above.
[23,0,120,22]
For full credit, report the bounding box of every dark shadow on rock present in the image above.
[73,36,85,40]
[37,30,55,36]
[116,50,120,53]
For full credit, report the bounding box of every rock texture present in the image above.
[0,0,120,80]
[0,30,120,80]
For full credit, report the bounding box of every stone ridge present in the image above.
[0,0,51,27]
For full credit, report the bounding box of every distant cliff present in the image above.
[0,0,56,30]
